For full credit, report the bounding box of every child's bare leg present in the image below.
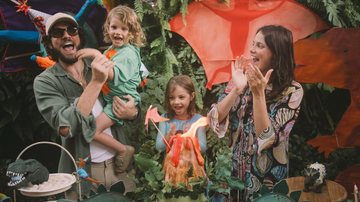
[93,112,126,154]
[93,112,134,173]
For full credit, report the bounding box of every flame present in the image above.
[181,117,208,138]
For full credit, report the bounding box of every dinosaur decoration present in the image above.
[163,117,208,188]
[6,159,49,189]
[294,28,360,157]
[303,162,326,193]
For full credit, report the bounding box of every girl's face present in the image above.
[250,31,273,73]
[169,85,194,120]
[108,17,130,47]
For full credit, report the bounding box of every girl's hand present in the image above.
[76,48,102,59]
[246,63,273,97]
[231,56,248,94]
[165,124,176,142]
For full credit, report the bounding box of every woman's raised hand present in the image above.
[246,63,273,97]
[231,56,248,95]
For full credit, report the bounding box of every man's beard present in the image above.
[53,45,81,65]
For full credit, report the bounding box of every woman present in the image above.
[208,25,304,201]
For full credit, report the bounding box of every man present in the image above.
[33,13,138,199]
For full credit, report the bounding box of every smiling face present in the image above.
[49,21,80,64]
[168,85,195,120]
[108,17,130,48]
[250,31,273,74]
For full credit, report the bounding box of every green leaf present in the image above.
[289,190,302,202]
[155,87,164,102]
[180,0,189,25]
[150,37,163,49]
[323,0,345,27]
[273,179,289,195]
[226,176,244,190]
[259,184,270,195]
[165,48,179,66]
[134,153,161,172]
[134,0,144,21]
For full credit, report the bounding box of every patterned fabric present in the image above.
[208,81,303,201]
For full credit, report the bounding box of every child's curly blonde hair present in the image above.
[103,5,145,47]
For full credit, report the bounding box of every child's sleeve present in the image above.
[196,126,207,153]
[155,119,168,152]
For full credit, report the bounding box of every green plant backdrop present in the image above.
[1,0,360,200]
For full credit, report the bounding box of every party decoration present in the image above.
[169,0,328,88]
[163,117,208,188]
[144,105,170,148]
[7,159,49,189]
[294,28,360,156]
[303,162,326,193]
[0,0,107,72]
[77,156,100,184]
[30,55,55,69]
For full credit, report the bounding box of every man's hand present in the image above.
[112,95,138,120]
[90,54,113,84]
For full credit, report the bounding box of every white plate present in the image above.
[19,173,76,197]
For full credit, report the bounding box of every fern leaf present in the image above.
[134,0,144,21]
[180,0,189,25]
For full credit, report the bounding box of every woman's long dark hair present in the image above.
[257,25,295,101]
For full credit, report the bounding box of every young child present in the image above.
[155,75,206,153]
[77,5,145,173]
[155,75,207,187]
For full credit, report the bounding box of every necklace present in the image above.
[78,77,87,88]
[78,80,86,88]
[73,72,87,88]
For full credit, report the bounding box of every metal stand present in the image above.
[13,141,82,201]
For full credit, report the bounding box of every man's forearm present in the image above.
[77,81,103,116]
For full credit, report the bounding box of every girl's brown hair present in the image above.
[103,5,145,47]
[165,75,196,119]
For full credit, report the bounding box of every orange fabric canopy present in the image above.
[170,0,328,88]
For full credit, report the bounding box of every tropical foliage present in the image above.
[1,0,360,200]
